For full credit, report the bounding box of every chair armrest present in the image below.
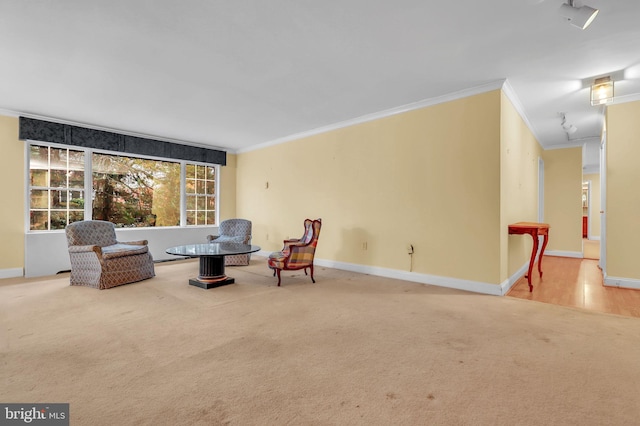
[117,239,148,246]
[68,245,102,255]
[207,235,219,242]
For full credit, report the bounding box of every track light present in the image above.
[560,113,578,136]
[559,1,599,29]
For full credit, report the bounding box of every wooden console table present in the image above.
[508,222,550,292]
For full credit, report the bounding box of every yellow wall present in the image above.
[542,147,583,254]
[583,173,601,238]
[0,116,25,271]
[237,90,503,284]
[500,92,543,280]
[606,101,640,280]
[219,153,237,220]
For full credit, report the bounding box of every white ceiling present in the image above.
[1,0,639,153]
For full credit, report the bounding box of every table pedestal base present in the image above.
[189,255,235,289]
[189,277,235,289]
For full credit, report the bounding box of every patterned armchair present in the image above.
[268,218,322,286]
[65,220,155,289]
[206,219,252,266]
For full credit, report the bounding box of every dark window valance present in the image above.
[18,117,226,166]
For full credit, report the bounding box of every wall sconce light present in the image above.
[590,76,614,106]
[559,1,599,30]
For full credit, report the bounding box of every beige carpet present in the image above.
[2,257,640,425]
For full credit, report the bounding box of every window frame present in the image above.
[25,140,220,232]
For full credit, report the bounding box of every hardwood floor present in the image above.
[507,254,640,318]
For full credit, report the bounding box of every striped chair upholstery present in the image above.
[65,220,155,289]
[206,219,252,266]
[268,218,322,286]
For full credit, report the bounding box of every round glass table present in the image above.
[166,243,261,289]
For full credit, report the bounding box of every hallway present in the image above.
[507,254,640,318]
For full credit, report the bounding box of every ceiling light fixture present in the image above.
[590,76,614,106]
[559,1,599,29]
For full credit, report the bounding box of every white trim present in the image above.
[0,268,24,279]
[545,136,601,150]
[256,251,514,296]
[545,250,583,259]
[589,236,600,241]
[583,164,599,174]
[500,262,530,296]
[603,274,640,290]
[501,79,542,144]
[238,80,506,154]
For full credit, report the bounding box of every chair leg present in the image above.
[276,269,281,286]
[304,268,308,276]
[273,269,276,277]
[310,264,315,283]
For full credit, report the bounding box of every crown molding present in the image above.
[238,79,507,154]
[500,79,543,145]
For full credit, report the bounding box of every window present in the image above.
[28,143,218,230]
[185,164,216,225]
[92,153,181,227]
[29,145,85,230]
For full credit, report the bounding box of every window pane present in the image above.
[197,195,205,210]
[186,194,196,210]
[196,165,205,179]
[49,148,67,169]
[206,196,215,210]
[197,211,206,225]
[30,146,48,168]
[92,153,180,227]
[69,211,84,224]
[186,211,196,226]
[206,212,215,225]
[186,164,195,179]
[51,190,68,209]
[31,190,48,209]
[30,211,48,230]
[206,166,215,180]
[205,181,215,195]
[69,190,84,209]
[68,170,84,188]
[196,180,205,194]
[50,211,67,230]
[186,179,196,194]
[31,169,48,187]
[50,169,67,188]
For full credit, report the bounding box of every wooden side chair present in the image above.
[268,218,322,286]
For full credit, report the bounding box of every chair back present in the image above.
[65,220,118,247]
[218,219,252,244]
[301,218,321,247]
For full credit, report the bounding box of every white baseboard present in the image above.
[0,268,24,279]
[256,251,508,296]
[500,262,530,296]
[545,250,583,259]
[603,274,640,290]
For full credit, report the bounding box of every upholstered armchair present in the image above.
[268,218,322,286]
[206,219,252,266]
[65,220,155,289]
